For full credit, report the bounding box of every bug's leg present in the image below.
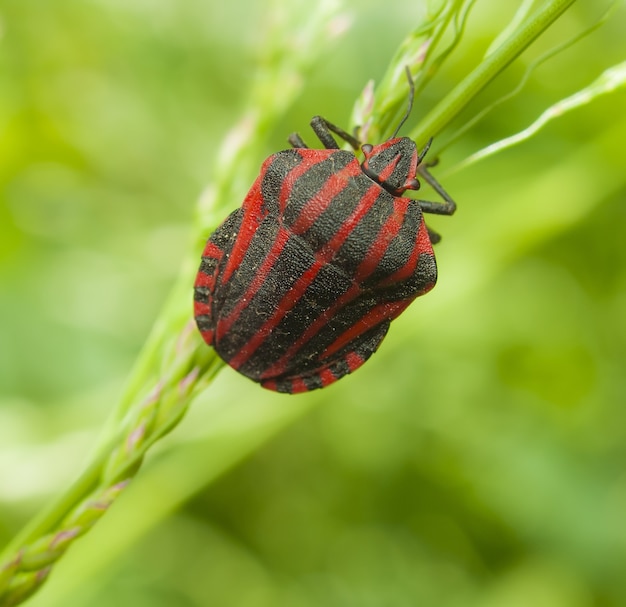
[423,157,439,169]
[426,226,441,244]
[414,164,457,216]
[310,116,361,150]
[288,132,309,148]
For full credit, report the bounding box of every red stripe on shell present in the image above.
[228,181,383,370]
[288,168,360,235]
[220,176,267,286]
[200,329,214,344]
[216,226,292,345]
[345,351,365,372]
[194,272,215,288]
[378,216,433,288]
[354,196,410,282]
[322,300,411,360]
[193,301,211,317]
[259,196,413,380]
[259,282,362,379]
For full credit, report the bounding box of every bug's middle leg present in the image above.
[412,164,457,244]
[415,165,457,216]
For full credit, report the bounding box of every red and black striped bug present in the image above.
[194,73,456,393]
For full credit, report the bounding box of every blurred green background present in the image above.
[1,0,626,605]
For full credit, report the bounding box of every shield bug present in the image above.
[194,71,456,393]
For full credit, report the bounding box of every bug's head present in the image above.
[361,137,431,196]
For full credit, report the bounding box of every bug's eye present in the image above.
[361,143,373,155]
[404,178,420,191]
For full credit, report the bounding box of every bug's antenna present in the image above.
[418,137,433,164]
[391,66,415,138]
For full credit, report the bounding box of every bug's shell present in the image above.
[194,144,437,394]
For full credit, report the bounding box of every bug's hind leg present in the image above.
[426,226,442,244]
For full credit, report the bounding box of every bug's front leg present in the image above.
[415,165,457,216]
